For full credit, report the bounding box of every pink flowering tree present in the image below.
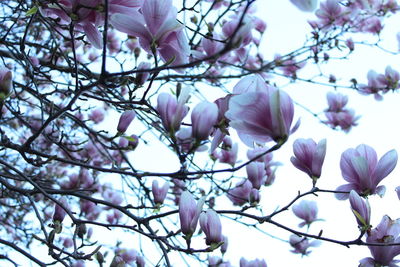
[1,0,400,266]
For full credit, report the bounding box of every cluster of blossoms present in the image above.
[324,92,359,132]
[192,3,267,77]
[39,0,143,49]
[359,66,400,100]
[308,0,398,33]
[4,0,400,265]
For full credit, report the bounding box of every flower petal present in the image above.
[373,149,398,185]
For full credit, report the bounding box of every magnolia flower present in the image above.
[290,0,319,12]
[326,92,348,112]
[246,162,267,189]
[359,70,386,100]
[191,101,218,141]
[292,200,319,228]
[359,216,400,267]
[227,180,252,206]
[290,138,326,183]
[179,191,204,238]
[289,235,320,256]
[377,66,400,90]
[152,180,169,205]
[200,209,223,245]
[135,62,151,86]
[53,197,68,223]
[212,136,239,166]
[226,87,297,146]
[222,17,254,48]
[249,188,261,204]
[315,0,344,26]
[117,110,136,133]
[232,74,270,94]
[335,144,397,200]
[324,92,359,132]
[156,88,190,134]
[349,190,371,231]
[239,258,268,267]
[110,0,190,67]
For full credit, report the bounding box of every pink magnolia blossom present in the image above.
[227,180,252,206]
[179,191,204,238]
[199,209,223,245]
[40,0,103,48]
[232,74,270,94]
[292,200,319,228]
[0,68,12,97]
[324,92,359,131]
[200,33,224,58]
[213,137,239,166]
[359,216,400,267]
[156,88,190,134]
[289,235,320,256]
[315,0,345,26]
[377,66,400,90]
[152,180,169,205]
[135,62,151,86]
[240,258,267,267]
[249,188,261,204]
[226,87,297,145]
[290,138,327,182]
[246,162,267,189]
[222,17,253,48]
[191,101,219,141]
[53,197,69,223]
[290,0,319,12]
[89,108,105,124]
[117,110,136,133]
[335,144,398,200]
[276,56,306,77]
[349,190,371,231]
[110,0,190,67]
[359,70,387,100]
[326,92,348,112]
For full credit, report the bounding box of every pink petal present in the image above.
[110,13,152,50]
[373,149,398,185]
[83,23,102,49]
[335,184,356,200]
[142,0,174,35]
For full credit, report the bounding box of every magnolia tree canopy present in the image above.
[1,0,400,266]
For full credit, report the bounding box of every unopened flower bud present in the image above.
[117,110,136,133]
